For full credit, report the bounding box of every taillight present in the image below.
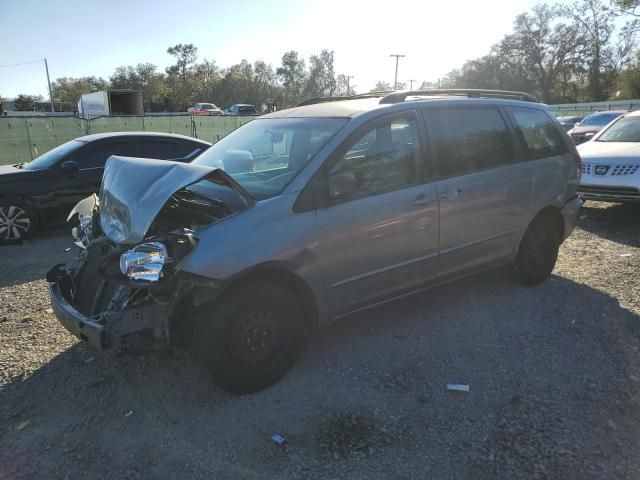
[572,150,582,174]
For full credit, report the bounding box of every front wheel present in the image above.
[514,216,560,285]
[192,284,305,394]
[0,202,36,243]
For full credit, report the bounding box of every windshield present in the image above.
[201,104,217,109]
[579,113,621,127]
[192,117,349,198]
[25,140,85,170]
[597,116,640,142]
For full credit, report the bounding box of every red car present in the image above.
[567,110,626,144]
[187,102,223,116]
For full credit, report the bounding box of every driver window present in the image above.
[330,115,420,199]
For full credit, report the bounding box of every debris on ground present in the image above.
[447,384,470,392]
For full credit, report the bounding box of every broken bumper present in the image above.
[46,264,168,350]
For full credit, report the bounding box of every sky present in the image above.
[0,0,557,100]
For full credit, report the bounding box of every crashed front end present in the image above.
[46,156,252,351]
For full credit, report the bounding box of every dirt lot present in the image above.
[1,201,639,480]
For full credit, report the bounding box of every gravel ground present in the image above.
[1,202,639,480]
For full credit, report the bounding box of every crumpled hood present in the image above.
[577,141,640,161]
[99,156,253,245]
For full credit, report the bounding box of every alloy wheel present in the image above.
[0,205,31,240]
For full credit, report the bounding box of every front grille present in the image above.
[610,165,639,176]
[578,185,640,197]
[572,135,586,144]
[582,163,639,176]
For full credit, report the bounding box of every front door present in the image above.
[315,111,440,317]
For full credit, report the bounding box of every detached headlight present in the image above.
[119,242,170,282]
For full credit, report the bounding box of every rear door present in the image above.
[423,105,532,277]
[315,111,440,317]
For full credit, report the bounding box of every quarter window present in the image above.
[507,107,568,160]
[330,115,420,199]
[425,107,514,177]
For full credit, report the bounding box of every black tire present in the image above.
[514,216,560,285]
[192,283,305,394]
[0,201,37,243]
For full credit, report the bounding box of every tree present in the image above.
[371,81,392,92]
[560,0,617,100]
[166,43,198,109]
[51,76,108,105]
[277,51,307,105]
[14,94,36,111]
[507,5,584,102]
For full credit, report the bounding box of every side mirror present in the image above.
[60,160,79,176]
[328,170,358,200]
[575,122,580,127]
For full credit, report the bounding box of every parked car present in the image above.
[188,103,223,116]
[0,132,210,242]
[567,111,626,144]
[47,90,582,394]
[577,109,640,203]
[225,104,257,115]
[557,115,583,132]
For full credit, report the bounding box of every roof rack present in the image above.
[378,89,541,104]
[296,91,392,107]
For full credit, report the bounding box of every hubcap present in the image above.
[0,206,31,240]
[526,229,551,268]
[229,310,283,366]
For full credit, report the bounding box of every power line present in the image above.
[0,59,45,68]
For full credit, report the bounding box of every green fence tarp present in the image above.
[0,115,255,165]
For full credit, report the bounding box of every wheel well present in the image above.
[532,206,564,241]
[217,266,319,331]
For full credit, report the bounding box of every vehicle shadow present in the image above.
[0,226,71,287]
[1,270,639,479]
[578,201,640,247]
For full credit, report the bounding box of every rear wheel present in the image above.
[192,283,305,394]
[0,202,36,243]
[514,216,560,285]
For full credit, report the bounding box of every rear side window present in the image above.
[506,107,568,160]
[425,107,514,177]
[137,141,184,159]
[84,142,133,168]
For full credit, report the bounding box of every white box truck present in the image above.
[78,90,144,117]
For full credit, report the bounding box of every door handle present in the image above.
[439,188,462,200]
[413,193,432,207]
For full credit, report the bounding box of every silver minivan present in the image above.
[47,89,582,393]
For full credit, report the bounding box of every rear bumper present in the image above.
[46,264,169,350]
[560,196,583,240]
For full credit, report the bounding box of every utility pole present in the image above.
[408,79,416,90]
[345,75,354,95]
[44,58,54,112]
[389,54,405,91]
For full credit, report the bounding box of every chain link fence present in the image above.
[0,115,255,165]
